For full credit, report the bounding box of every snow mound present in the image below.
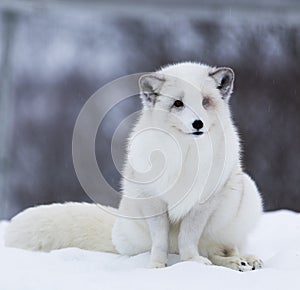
[1,210,300,290]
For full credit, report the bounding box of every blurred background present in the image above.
[0,0,299,220]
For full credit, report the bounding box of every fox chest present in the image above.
[126,134,216,200]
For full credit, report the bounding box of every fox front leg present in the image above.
[146,212,169,268]
[142,200,169,268]
[178,204,212,265]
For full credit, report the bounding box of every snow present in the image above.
[1,210,300,290]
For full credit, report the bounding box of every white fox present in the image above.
[5,62,263,271]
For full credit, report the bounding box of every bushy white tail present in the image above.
[5,202,117,253]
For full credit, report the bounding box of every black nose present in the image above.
[192,120,203,130]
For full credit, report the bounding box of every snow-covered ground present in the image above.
[1,210,300,290]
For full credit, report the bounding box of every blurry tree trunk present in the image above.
[0,11,17,219]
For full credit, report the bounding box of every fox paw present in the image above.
[184,255,212,265]
[148,261,167,268]
[224,257,254,272]
[241,255,264,270]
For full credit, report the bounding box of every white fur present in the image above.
[5,62,263,271]
[5,202,116,253]
[113,62,263,270]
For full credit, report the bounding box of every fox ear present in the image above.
[209,67,234,101]
[139,73,165,107]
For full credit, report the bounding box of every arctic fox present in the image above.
[5,62,263,271]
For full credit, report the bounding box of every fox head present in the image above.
[139,62,234,137]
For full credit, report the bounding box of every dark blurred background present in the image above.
[0,0,299,219]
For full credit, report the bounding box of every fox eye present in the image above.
[202,97,211,108]
[173,100,184,108]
